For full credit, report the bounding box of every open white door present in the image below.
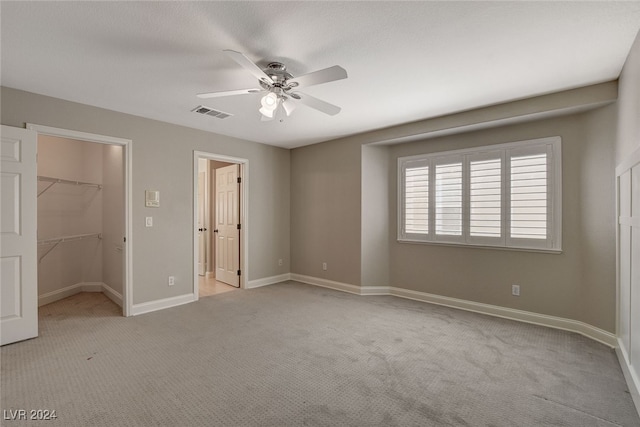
[1,126,38,345]
[197,170,207,276]
[215,164,240,287]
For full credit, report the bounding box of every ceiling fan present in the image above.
[197,50,347,121]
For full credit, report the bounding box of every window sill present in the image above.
[397,238,562,254]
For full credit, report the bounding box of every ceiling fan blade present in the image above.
[197,88,262,99]
[288,65,347,89]
[292,92,341,116]
[224,49,274,85]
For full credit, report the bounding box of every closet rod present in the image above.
[38,233,102,263]
[37,175,102,197]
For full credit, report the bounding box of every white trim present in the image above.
[360,286,391,296]
[398,136,562,252]
[616,343,640,415]
[247,273,291,289]
[290,274,363,295]
[102,283,123,307]
[290,276,616,347]
[615,145,640,176]
[130,293,196,316]
[615,148,640,417]
[38,282,123,307]
[39,284,85,307]
[27,123,133,317]
[388,286,616,347]
[192,151,249,300]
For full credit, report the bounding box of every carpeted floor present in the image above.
[1,281,638,426]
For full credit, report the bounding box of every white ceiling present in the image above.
[2,2,640,149]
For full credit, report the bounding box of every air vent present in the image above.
[191,105,232,119]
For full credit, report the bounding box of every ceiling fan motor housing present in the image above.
[260,62,297,93]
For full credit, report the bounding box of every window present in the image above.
[399,137,561,251]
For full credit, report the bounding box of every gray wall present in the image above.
[388,109,617,332]
[361,145,390,288]
[616,30,640,163]
[291,97,617,332]
[102,144,124,295]
[291,138,362,285]
[2,87,290,305]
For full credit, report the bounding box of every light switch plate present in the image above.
[145,190,160,207]
[145,217,153,227]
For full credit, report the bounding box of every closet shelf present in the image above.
[38,175,102,197]
[38,233,102,263]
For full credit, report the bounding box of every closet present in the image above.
[37,135,124,310]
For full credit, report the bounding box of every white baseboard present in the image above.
[389,287,616,348]
[39,283,85,306]
[102,284,123,307]
[361,285,391,296]
[247,273,291,289]
[290,274,362,295]
[130,293,195,316]
[39,282,123,307]
[616,342,640,415]
[288,275,616,348]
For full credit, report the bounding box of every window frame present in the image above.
[397,136,562,252]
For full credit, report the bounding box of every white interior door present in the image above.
[197,171,207,276]
[1,125,38,346]
[215,164,239,287]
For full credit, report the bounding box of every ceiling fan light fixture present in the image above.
[261,92,278,109]
[282,99,297,116]
[259,106,275,118]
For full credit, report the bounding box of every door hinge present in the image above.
[237,177,242,184]
[237,270,241,276]
[237,224,241,230]
[123,237,126,243]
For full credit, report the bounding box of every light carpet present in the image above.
[1,281,638,426]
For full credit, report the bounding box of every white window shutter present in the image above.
[468,153,503,244]
[404,164,429,235]
[509,152,547,239]
[435,157,463,239]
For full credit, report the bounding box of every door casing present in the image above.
[193,151,248,298]
[27,124,133,316]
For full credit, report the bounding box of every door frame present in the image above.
[26,124,133,317]
[193,151,248,298]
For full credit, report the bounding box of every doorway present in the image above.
[28,124,132,316]
[193,152,248,298]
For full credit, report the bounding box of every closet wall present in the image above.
[37,135,123,307]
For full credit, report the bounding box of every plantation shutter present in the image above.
[435,156,463,240]
[507,145,552,248]
[467,152,503,244]
[403,160,429,236]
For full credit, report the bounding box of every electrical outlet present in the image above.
[278,259,283,266]
[145,217,153,227]
[168,276,175,286]
[322,262,327,271]
[512,284,520,296]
